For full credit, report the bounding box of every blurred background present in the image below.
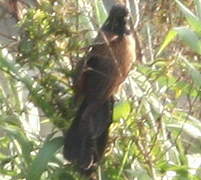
[1,0,201,179]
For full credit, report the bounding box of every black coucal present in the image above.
[63,4,136,176]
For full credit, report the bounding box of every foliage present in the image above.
[1,0,201,180]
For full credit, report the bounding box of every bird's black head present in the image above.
[102,4,131,36]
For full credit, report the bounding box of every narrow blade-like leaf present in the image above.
[27,137,63,180]
[175,0,201,34]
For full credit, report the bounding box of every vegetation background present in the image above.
[1,0,201,179]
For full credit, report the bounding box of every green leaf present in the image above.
[194,0,201,20]
[175,27,201,54]
[158,27,201,56]
[117,140,132,178]
[94,0,107,26]
[158,0,201,56]
[175,0,201,35]
[0,53,20,76]
[113,101,131,121]
[26,136,64,180]
[181,56,201,88]
[157,29,177,56]
[0,52,66,128]
[157,161,189,178]
[0,168,18,176]
[1,126,33,165]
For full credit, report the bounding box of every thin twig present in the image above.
[0,32,18,41]
[146,24,154,62]
[133,0,140,29]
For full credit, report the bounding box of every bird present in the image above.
[63,4,136,177]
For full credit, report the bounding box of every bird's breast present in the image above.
[112,34,136,78]
[88,32,135,97]
[91,32,135,81]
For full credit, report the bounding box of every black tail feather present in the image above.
[63,97,113,175]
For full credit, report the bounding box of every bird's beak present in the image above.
[123,16,131,34]
[124,16,130,22]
